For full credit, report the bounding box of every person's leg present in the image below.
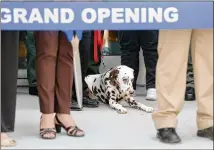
[55,31,84,136]
[1,31,19,147]
[34,31,58,139]
[140,30,159,101]
[191,29,213,140]
[25,31,38,96]
[86,31,102,75]
[71,31,99,109]
[152,30,191,143]
[119,30,140,90]
[185,49,195,101]
[1,31,19,132]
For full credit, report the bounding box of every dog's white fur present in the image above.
[85,65,154,114]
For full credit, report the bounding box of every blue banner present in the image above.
[1,2,213,30]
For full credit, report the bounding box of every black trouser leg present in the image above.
[140,30,158,90]
[71,31,99,109]
[119,30,140,90]
[1,31,19,132]
[86,31,101,75]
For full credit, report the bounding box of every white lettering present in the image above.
[112,8,124,23]
[60,8,74,23]
[44,8,59,23]
[28,8,43,23]
[98,8,110,23]
[82,8,97,23]
[125,8,139,23]
[13,8,27,23]
[1,8,11,23]
[164,7,178,23]
[148,8,163,23]
[141,8,147,23]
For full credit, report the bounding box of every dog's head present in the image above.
[110,65,135,95]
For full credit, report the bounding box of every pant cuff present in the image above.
[152,113,177,129]
[55,107,70,114]
[197,119,213,130]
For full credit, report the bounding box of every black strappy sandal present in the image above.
[40,116,56,139]
[55,115,85,137]
[40,128,56,139]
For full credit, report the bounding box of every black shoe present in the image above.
[70,97,99,111]
[29,87,38,96]
[157,128,181,144]
[70,100,83,111]
[197,126,213,140]
[82,97,99,108]
[185,87,195,101]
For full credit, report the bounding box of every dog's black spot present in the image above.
[107,91,110,97]
[111,97,116,100]
[98,89,101,93]
[97,95,102,100]
[101,95,105,100]
[93,78,96,82]
[105,98,109,104]
[100,85,105,93]
[111,91,115,94]
[93,86,98,95]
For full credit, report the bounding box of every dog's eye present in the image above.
[123,78,128,83]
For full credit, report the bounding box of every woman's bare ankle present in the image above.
[1,133,9,140]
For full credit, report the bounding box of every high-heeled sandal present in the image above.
[40,116,56,139]
[55,115,85,137]
[40,128,56,139]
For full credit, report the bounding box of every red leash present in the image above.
[93,30,103,63]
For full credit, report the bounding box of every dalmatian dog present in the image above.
[84,65,154,114]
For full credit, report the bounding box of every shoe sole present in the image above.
[146,97,156,101]
[197,133,213,140]
[157,135,181,144]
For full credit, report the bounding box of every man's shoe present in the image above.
[29,87,38,96]
[157,128,181,144]
[70,97,99,111]
[70,100,83,111]
[146,88,156,101]
[185,87,195,101]
[82,97,99,108]
[197,126,213,140]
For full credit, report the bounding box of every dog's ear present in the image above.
[109,69,119,86]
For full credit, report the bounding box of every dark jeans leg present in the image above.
[119,30,140,90]
[25,31,37,88]
[86,31,101,75]
[140,30,159,90]
[1,31,19,132]
[186,50,194,89]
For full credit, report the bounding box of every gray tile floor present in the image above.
[5,87,213,149]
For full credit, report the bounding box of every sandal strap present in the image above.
[67,126,83,136]
[40,128,56,136]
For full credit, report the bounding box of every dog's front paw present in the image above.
[117,107,128,114]
[145,107,154,113]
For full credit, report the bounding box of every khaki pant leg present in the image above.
[152,30,191,129]
[191,29,213,130]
